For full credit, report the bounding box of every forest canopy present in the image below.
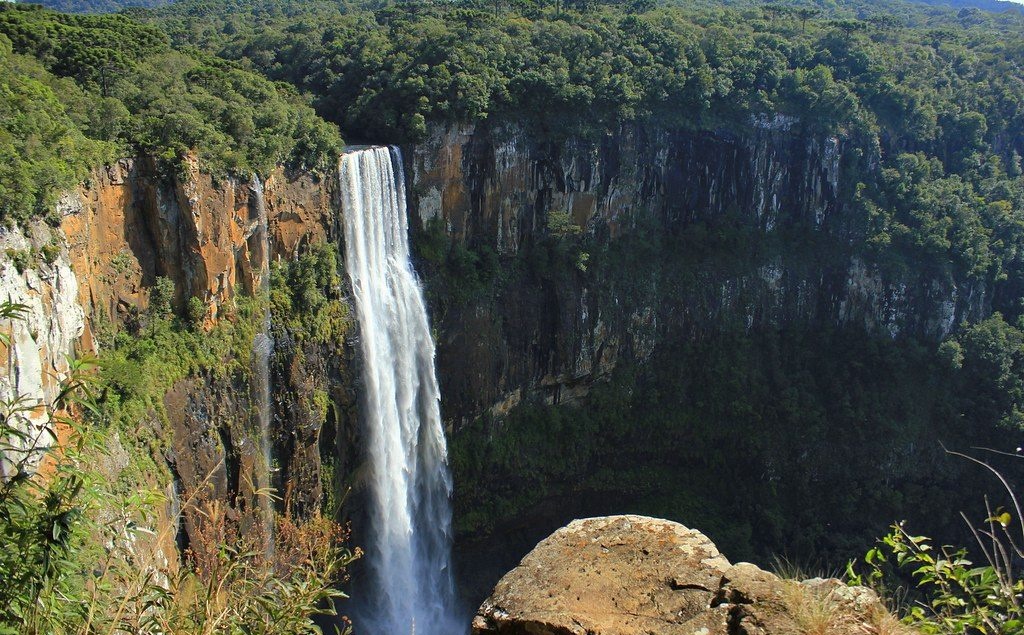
[3,0,1024,311]
[141,0,1024,317]
[0,3,342,223]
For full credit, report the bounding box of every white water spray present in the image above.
[339,147,461,635]
[251,175,275,551]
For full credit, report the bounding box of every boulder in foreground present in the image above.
[472,515,908,635]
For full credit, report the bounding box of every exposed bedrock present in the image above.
[0,117,1006,612]
[472,515,891,635]
[61,156,338,330]
[409,121,985,430]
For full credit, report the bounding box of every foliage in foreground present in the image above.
[848,452,1024,634]
[90,495,359,635]
[0,299,358,635]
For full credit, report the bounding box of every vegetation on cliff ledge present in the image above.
[0,299,359,635]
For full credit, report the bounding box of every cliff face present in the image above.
[3,120,983,486]
[0,118,1004,603]
[0,220,85,478]
[61,156,337,329]
[409,121,987,428]
[412,119,851,250]
[0,156,349,557]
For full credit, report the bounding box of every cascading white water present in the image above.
[339,147,461,635]
[250,175,275,551]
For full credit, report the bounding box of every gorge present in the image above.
[3,118,1015,615]
[3,0,1024,630]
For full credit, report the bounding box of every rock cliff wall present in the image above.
[0,220,85,477]
[0,118,1006,603]
[0,156,349,558]
[61,156,337,330]
[409,121,988,428]
[2,121,987,494]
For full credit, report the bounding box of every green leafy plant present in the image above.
[848,449,1024,634]
[0,300,103,633]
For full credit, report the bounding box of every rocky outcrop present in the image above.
[472,515,897,635]
[270,329,358,519]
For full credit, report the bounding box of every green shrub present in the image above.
[848,452,1024,634]
[849,523,1023,634]
[148,276,175,320]
[269,243,352,344]
[4,249,29,274]
[186,295,206,328]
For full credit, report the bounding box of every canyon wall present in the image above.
[408,121,988,429]
[61,156,337,329]
[3,119,986,494]
[404,121,1005,600]
[0,156,352,556]
[0,118,1004,599]
[0,219,85,478]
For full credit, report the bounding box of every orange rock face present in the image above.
[62,158,336,333]
[266,166,337,258]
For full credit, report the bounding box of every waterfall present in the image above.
[251,175,275,551]
[339,147,461,635]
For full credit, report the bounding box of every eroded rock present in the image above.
[62,157,335,330]
[473,515,899,635]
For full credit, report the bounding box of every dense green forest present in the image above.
[148,0,1024,145]
[27,0,1024,17]
[0,3,342,223]
[33,0,174,16]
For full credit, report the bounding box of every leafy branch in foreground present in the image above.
[848,448,1024,634]
[0,298,102,633]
